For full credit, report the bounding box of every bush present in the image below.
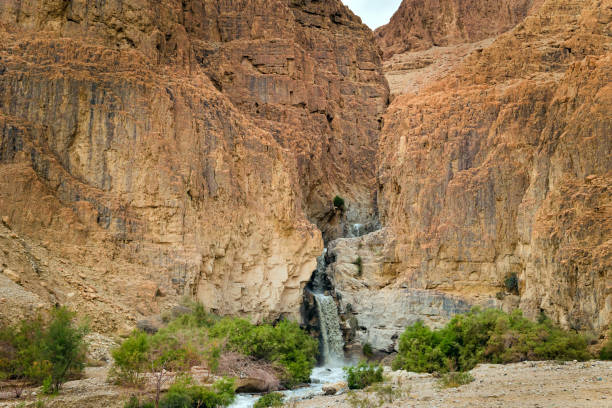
[504,273,519,294]
[41,307,88,392]
[253,392,284,408]
[333,195,345,209]
[159,377,235,408]
[600,332,612,360]
[393,308,592,373]
[111,332,150,386]
[362,343,373,358]
[345,362,383,390]
[0,307,88,395]
[438,372,474,388]
[112,303,317,390]
[124,395,154,408]
[210,318,317,387]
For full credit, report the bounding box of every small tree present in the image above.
[40,307,88,393]
[110,331,151,386]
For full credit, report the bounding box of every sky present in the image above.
[341,0,403,29]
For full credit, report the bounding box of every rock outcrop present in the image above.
[0,0,389,330]
[377,0,611,333]
[375,0,538,59]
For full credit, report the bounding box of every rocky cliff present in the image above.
[376,0,611,339]
[375,0,538,59]
[0,0,389,330]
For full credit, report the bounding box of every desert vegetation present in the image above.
[392,308,592,374]
[0,307,88,397]
[110,302,317,406]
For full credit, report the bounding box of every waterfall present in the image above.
[314,293,344,364]
[310,249,345,365]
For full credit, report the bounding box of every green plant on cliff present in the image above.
[353,257,363,277]
[333,195,345,209]
[393,308,591,374]
[504,273,519,295]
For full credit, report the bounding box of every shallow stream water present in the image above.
[229,365,348,408]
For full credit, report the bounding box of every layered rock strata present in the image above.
[377,0,611,333]
[375,0,538,59]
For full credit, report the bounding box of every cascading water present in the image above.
[314,294,344,364]
[310,249,345,365]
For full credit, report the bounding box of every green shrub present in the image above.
[333,195,345,209]
[504,273,519,294]
[438,372,474,388]
[210,318,317,387]
[253,392,284,408]
[353,257,363,277]
[41,307,88,392]
[112,303,317,389]
[600,332,612,360]
[159,377,235,408]
[345,361,383,390]
[362,343,373,358]
[393,308,592,374]
[124,395,154,408]
[111,332,150,386]
[0,307,87,394]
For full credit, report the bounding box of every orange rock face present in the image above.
[375,0,537,59]
[0,0,388,329]
[378,0,611,331]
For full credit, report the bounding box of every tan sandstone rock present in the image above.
[377,0,612,332]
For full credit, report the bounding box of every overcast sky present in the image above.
[341,0,403,29]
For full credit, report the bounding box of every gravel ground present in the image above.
[292,361,612,408]
[1,361,610,407]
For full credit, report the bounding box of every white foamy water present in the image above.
[229,366,347,408]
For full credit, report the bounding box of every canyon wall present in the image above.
[375,0,538,59]
[376,0,611,338]
[0,0,388,330]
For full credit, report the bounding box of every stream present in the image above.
[230,250,351,407]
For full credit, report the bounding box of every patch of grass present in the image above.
[345,361,383,390]
[438,372,474,388]
[160,376,235,408]
[124,395,155,408]
[392,308,592,374]
[346,383,410,408]
[253,392,284,408]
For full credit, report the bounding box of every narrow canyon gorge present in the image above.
[0,1,610,405]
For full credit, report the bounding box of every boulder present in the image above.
[235,377,270,393]
[322,381,348,395]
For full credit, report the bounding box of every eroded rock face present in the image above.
[378,0,612,332]
[374,0,537,59]
[325,230,475,351]
[192,0,389,240]
[0,0,391,330]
